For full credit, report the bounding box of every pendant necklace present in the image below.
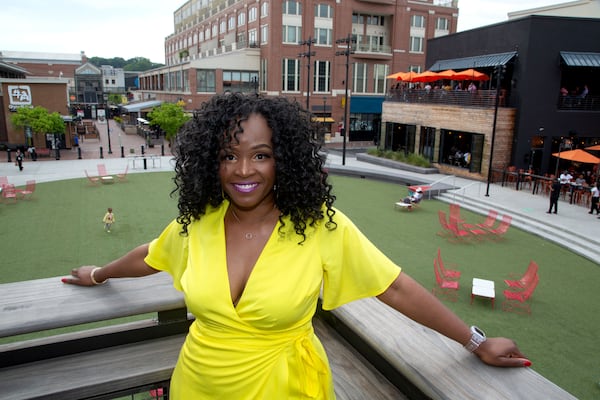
[230,207,275,240]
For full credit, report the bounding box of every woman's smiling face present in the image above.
[219,113,276,211]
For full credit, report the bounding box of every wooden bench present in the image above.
[0,274,576,400]
[35,148,51,157]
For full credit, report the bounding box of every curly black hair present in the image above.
[172,92,336,242]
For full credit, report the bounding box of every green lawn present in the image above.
[1,173,598,399]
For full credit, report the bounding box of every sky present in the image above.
[0,0,562,64]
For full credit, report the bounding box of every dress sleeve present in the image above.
[145,219,189,291]
[320,209,401,310]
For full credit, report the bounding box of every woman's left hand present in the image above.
[474,337,532,367]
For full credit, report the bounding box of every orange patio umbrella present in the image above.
[585,144,600,151]
[435,69,457,79]
[452,68,490,81]
[551,149,600,164]
[411,70,441,82]
[394,71,420,82]
[386,71,406,80]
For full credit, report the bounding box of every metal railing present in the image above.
[386,88,509,108]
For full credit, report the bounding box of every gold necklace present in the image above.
[229,207,276,240]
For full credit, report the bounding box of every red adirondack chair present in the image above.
[432,258,460,301]
[16,180,36,200]
[502,273,539,315]
[436,248,461,280]
[505,260,538,289]
[488,215,512,240]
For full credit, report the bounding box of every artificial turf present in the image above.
[0,172,597,399]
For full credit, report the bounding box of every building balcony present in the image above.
[386,88,509,108]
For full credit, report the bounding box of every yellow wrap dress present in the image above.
[145,203,401,399]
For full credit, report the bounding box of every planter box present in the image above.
[356,153,439,174]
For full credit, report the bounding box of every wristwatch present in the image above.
[464,326,486,352]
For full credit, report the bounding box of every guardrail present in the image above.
[0,274,576,400]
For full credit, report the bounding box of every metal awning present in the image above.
[560,51,600,67]
[429,51,517,72]
[120,100,162,113]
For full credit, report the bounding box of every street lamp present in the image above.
[336,34,355,166]
[103,94,113,154]
[485,65,505,197]
[298,37,316,110]
[554,137,572,178]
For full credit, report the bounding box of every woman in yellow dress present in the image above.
[64,93,530,399]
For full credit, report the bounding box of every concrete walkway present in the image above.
[2,126,598,264]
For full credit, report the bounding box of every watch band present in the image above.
[464,326,486,352]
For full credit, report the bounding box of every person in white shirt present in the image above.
[559,170,572,184]
[589,182,600,215]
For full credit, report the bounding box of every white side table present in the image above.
[471,278,495,309]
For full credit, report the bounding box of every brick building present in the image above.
[137,0,458,143]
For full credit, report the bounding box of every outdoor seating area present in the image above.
[84,164,128,186]
[1,176,36,203]
[437,204,512,242]
[432,248,540,314]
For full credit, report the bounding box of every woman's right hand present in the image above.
[61,266,103,286]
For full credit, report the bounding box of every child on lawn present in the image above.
[102,208,115,233]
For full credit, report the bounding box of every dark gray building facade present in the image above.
[426,15,600,175]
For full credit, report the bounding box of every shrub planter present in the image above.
[357,153,439,174]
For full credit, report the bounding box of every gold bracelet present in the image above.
[90,267,107,285]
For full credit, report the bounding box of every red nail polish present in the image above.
[523,360,532,367]
[61,278,68,283]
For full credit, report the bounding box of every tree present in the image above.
[11,106,62,144]
[147,102,190,141]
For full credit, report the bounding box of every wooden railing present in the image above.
[0,274,576,400]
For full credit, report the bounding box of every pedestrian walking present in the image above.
[14,149,24,171]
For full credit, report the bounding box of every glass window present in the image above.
[373,64,388,94]
[249,7,257,22]
[411,15,425,28]
[436,17,449,30]
[354,63,367,93]
[261,25,268,44]
[223,70,258,93]
[238,11,246,25]
[314,60,330,92]
[282,59,300,91]
[283,25,301,43]
[314,27,332,45]
[249,29,257,46]
[283,1,302,15]
[352,13,364,24]
[314,4,333,18]
[261,2,268,17]
[196,69,216,92]
[410,36,424,53]
[228,16,236,30]
[220,20,226,33]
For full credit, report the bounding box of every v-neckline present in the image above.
[223,205,280,309]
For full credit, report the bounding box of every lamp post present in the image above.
[485,65,505,197]
[336,34,355,166]
[298,37,316,110]
[104,94,113,154]
[554,137,572,178]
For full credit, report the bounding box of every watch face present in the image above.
[473,326,485,337]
